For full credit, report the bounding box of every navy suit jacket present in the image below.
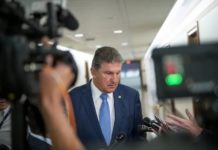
[27,134,51,150]
[69,81,144,150]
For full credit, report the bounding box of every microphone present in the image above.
[56,5,79,30]
[154,115,173,133]
[143,117,152,126]
[142,116,173,135]
[143,117,160,132]
[137,124,152,133]
[107,133,126,150]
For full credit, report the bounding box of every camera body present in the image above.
[0,0,78,102]
[0,2,79,148]
[152,43,218,136]
[152,43,218,99]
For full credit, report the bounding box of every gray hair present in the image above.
[91,46,123,70]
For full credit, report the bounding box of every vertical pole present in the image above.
[11,95,27,150]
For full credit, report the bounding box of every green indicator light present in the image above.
[165,73,183,86]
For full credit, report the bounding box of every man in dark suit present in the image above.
[69,46,145,150]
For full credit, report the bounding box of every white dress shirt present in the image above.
[91,81,115,135]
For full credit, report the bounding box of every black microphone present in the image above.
[154,115,173,133]
[143,117,160,132]
[143,117,152,127]
[56,5,79,30]
[107,133,126,150]
[143,117,160,125]
[137,124,152,133]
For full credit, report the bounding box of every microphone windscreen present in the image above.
[57,5,79,30]
[63,11,79,30]
[143,117,152,126]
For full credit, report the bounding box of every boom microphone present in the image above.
[56,5,79,30]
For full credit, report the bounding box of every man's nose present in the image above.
[111,74,119,81]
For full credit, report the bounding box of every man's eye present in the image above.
[106,72,112,75]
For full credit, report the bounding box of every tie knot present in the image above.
[100,93,108,101]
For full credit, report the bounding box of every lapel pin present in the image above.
[118,95,122,99]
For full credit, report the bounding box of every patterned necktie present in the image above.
[99,93,111,145]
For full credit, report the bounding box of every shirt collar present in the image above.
[91,80,102,101]
[91,80,113,101]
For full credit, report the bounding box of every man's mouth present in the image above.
[108,84,117,88]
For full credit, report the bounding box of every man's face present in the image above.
[0,98,9,110]
[91,62,122,93]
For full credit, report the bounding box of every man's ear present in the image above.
[90,67,96,78]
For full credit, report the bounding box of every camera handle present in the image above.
[11,95,28,150]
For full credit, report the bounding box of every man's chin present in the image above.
[106,87,117,93]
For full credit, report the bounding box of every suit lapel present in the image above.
[111,86,127,141]
[81,83,106,142]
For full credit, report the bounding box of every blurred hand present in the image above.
[166,109,203,137]
[39,57,74,107]
[39,57,84,150]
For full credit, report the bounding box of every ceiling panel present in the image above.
[60,0,176,60]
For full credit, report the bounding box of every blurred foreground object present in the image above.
[152,43,218,99]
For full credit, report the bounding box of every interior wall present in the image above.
[170,5,218,115]
[199,5,218,43]
[70,50,93,87]
[168,3,218,46]
[170,32,188,46]
[174,98,194,116]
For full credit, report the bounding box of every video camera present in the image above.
[0,0,79,101]
[151,43,218,147]
[152,43,218,99]
[0,0,79,149]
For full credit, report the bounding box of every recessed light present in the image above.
[113,30,123,34]
[121,42,128,46]
[74,33,84,37]
[96,45,102,48]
